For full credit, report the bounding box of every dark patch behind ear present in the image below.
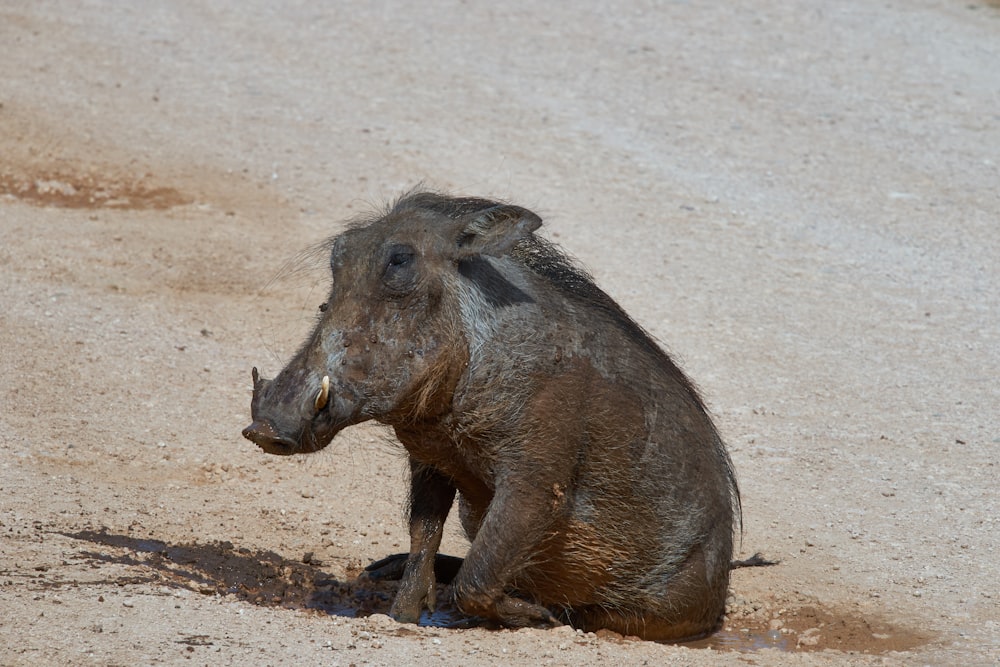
[457,256,534,307]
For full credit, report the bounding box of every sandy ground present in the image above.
[2,1,998,665]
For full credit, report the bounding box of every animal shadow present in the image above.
[60,529,454,622]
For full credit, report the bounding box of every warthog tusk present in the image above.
[314,375,330,412]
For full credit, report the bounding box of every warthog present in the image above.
[242,191,740,640]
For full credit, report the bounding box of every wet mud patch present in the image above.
[0,169,189,210]
[0,104,287,222]
[685,592,934,654]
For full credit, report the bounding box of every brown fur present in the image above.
[243,190,740,641]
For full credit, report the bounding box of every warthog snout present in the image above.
[241,418,298,456]
[242,366,358,456]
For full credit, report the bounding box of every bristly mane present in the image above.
[389,190,502,220]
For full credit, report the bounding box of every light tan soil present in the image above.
[1,1,998,665]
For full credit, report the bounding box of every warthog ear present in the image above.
[455,205,542,258]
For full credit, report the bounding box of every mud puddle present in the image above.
[689,605,932,654]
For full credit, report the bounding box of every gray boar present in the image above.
[242,191,740,641]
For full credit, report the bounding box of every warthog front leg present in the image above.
[449,478,563,629]
[384,459,456,623]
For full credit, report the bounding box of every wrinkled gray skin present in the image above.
[243,192,740,641]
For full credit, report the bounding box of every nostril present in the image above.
[242,419,276,442]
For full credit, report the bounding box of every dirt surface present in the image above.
[2,1,998,665]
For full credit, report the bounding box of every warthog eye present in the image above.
[388,251,413,267]
[381,244,418,297]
